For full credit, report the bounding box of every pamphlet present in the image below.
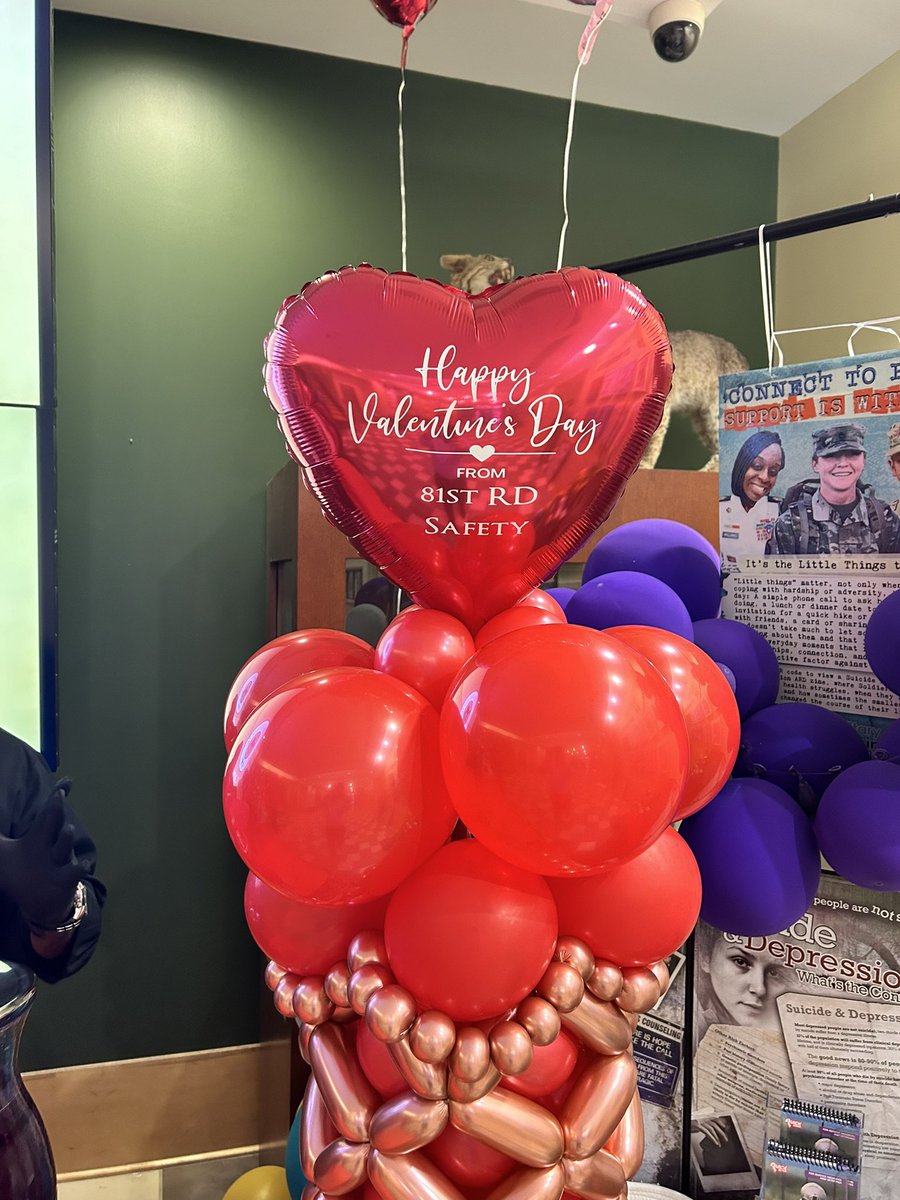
[690,874,900,1199]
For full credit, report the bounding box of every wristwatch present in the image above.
[29,881,88,936]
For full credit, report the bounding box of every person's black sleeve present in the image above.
[0,729,105,982]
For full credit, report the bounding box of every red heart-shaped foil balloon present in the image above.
[369,0,438,33]
[264,265,672,631]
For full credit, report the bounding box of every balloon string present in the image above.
[398,60,408,272]
[556,55,585,272]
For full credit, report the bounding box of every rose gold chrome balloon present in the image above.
[563,1147,626,1200]
[561,1053,637,1160]
[516,997,561,1047]
[559,994,632,1057]
[349,963,395,1016]
[301,1185,320,1200]
[308,1022,380,1141]
[293,977,335,1025]
[325,962,353,1008]
[389,1035,449,1100]
[348,930,389,973]
[616,967,661,1015]
[603,1086,643,1180]
[410,1011,457,1063]
[265,960,288,991]
[587,961,623,1003]
[649,959,670,994]
[366,985,417,1043]
[490,1021,534,1076]
[332,1005,357,1024]
[275,973,302,1017]
[623,1011,639,1034]
[537,963,584,1013]
[300,1077,338,1180]
[486,1164,565,1200]
[450,1089,564,1168]
[367,1147,466,1200]
[298,1024,314,1064]
[449,1027,491,1082]
[313,1138,370,1195]
[370,1094,449,1154]
[447,1064,501,1103]
[554,937,595,981]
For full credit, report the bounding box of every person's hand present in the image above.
[0,780,83,929]
[694,1116,731,1146]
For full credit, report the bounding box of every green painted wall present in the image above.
[29,12,776,1069]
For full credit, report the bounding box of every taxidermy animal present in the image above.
[440,253,515,295]
[643,330,748,472]
[439,256,745,472]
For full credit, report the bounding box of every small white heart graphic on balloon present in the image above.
[469,445,495,462]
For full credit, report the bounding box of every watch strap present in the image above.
[28,881,88,935]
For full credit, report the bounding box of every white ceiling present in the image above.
[53,0,900,136]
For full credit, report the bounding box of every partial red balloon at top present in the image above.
[518,589,567,620]
[375,608,474,710]
[369,0,438,34]
[223,629,373,753]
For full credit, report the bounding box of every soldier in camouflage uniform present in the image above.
[888,421,900,516]
[767,423,900,554]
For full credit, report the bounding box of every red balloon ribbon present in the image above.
[265,265,672,631]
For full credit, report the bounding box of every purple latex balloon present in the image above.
[680,778,820,937]
[737,702,869,804]
[545,587,576,612]
[815,760,900,890]
[874,719,900,765]
[566,571,693,640]
[692,617,780,720]
[865,590,900,697]
[716,662,737,692]
[584,519,721,621]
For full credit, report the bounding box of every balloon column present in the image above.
[223,610,724,1200]
[220,265,747,1200]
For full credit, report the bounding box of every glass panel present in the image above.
[0,0,41,409]
[0,406,41,746]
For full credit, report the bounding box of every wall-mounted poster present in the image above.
[718,350,900,742]
[633,948,688,1191]
[689,874,900,1200]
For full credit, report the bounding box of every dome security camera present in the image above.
[648,0,706,63]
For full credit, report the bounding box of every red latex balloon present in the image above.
[369,0,438,34]
[474,604,563,650]
[264,266,672,631]
[224,630,374,752]
[518,589,567,620]
[244,873,389,976]
[548,826,702,968]
[500,1028,579,1100]
[375,608,475,710]
[440,624,689,876]
[223,668,456,904]
[539,1051,590,1115]
[384,840,558,1021]
[427,1122,516,1190]
[604,624,740,819]
[356,1020,409,1098]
